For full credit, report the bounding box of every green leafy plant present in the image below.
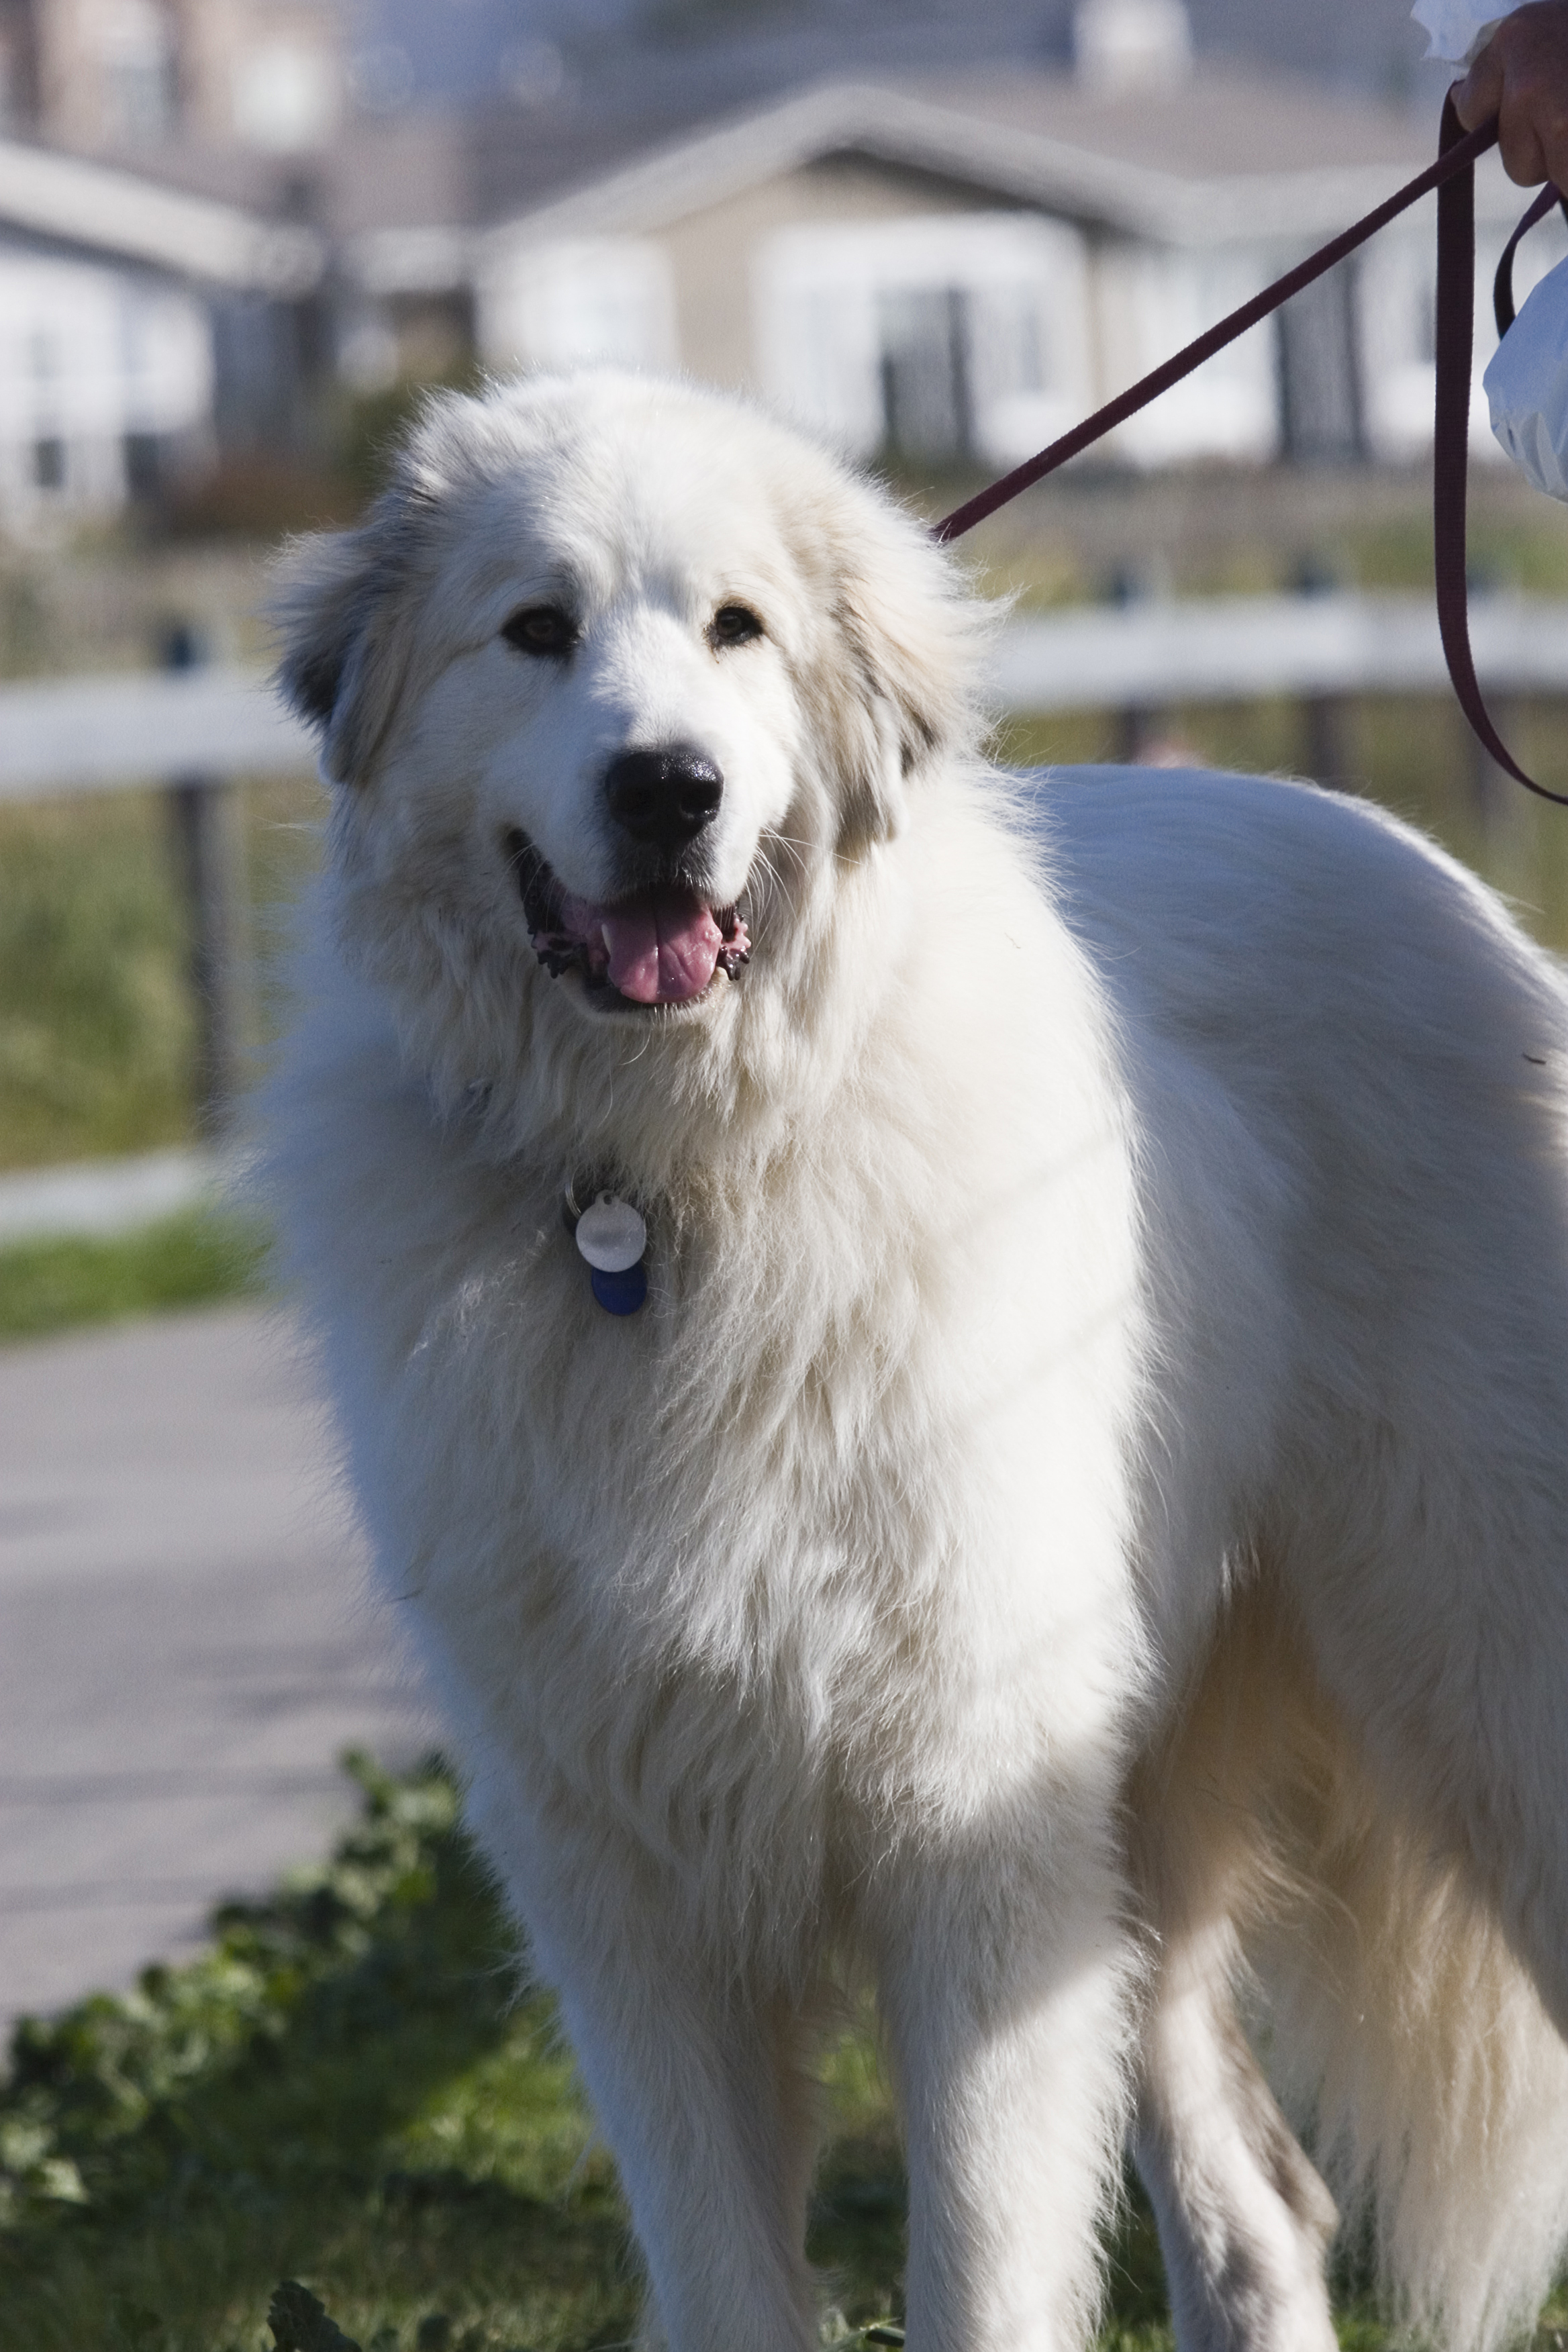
[0,1755,908,2348]
[6,1751,1528,2351]
[269,2277,365,2351]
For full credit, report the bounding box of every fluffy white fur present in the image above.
[266,370,1568,2352]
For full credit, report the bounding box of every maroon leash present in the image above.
[1432,97,1568,803]
[933,97,1565,807]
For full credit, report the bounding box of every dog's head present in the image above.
[275,373,987,1142]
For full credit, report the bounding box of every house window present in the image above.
[878,287,973,459]
[479,240,678,374]
[124,430,160,497]
[754,214,1091,467]
[1275,258,1365,466]
[99,0,178,145]
[1091,246,1277,467]
[232,42,338,152]
[0,252,213,520]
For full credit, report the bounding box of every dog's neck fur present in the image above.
[326,765,920,1220]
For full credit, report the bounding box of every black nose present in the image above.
[603,744,724,854]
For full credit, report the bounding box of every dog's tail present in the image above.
[1251,1732,1568,2352]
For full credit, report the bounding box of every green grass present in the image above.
[0,793,198,1169]
[999,691,1568,949]
[0,778,322,1177]
[0,1208,270,1340]
[2,1769,1563,2352]
[0,1757,914,2352]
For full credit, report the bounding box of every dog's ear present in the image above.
[272,509,423,787]
[827,505,988,851]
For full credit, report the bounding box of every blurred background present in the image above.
[0,0,1565,1179]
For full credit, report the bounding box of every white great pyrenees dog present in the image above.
[268,371,1568,2352]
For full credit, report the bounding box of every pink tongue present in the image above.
[595,889,724,1004]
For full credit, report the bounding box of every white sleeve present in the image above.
[1484,257,1568,501]
[1411,0,1504,64]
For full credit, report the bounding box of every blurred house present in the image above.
[0,0,1556,525]
[0,132,317,522]
[343,0,1559,475]
[0,2,332,526]
[0,0,343,158]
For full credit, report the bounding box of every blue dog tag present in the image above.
[591,1261,647,1315]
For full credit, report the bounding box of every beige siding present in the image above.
[657,157,1026,389]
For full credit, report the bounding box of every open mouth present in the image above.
[505,829,750,1008]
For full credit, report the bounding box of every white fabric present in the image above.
[1485,252,1568,499]
[1416,1,1568,503]
[1411,0,1503,64]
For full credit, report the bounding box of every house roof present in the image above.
[14,54,1513,308]
[0,136,324,292]
[344,64,1518,297]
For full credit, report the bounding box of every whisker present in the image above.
[765,830,854,873]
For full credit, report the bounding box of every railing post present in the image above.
[1295,560,1353,789]
[162,623,249,1139]
[1109,565,1169,763]
[1303,691,1353,789]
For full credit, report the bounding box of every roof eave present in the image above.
[466,81,1467,269]
[0,138,323,292]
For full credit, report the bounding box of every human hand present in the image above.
[1455,1,1568,188]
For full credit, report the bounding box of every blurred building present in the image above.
[0,0,1556,526]
[0,0,332,528]
[0,124,318,524]
[0,0,342,156]
[345,0,1555,475]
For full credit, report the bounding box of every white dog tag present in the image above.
[575,1193,648,1273]
[1485,255,1568,502]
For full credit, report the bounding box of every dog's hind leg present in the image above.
[1133,1914,1339,2352]
[1129,1595,1338,2352]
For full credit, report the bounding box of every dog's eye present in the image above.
[501,605,577,657]
[709,604,763,648]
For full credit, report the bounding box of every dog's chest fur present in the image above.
[273,844,1146,1958]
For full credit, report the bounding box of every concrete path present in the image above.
[0,1305,436,2030]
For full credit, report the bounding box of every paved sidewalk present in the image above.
[0,1306,436,2028]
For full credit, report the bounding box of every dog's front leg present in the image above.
[874,1826,1140,2352]
[530,1870,824,2352]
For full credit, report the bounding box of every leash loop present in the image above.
[1434,93,1567,804]
[932,103,1565,807]
[1493,177,1568,337]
